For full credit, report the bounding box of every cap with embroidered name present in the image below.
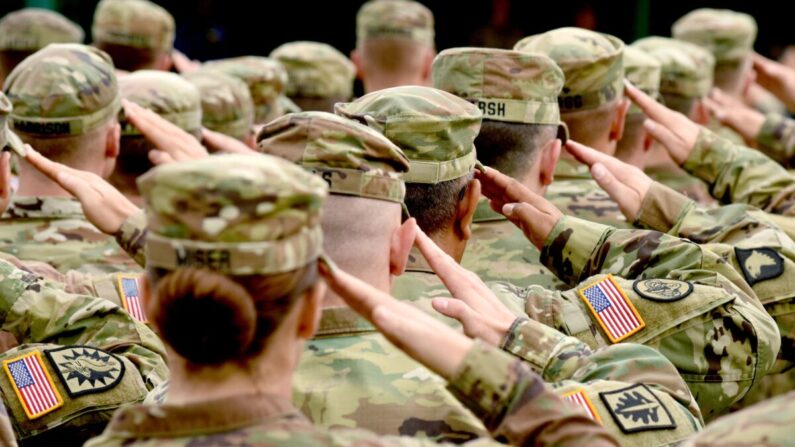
[92,0,175,52]
[119,70,202,136]
[356,0,434,47]
[623,46,662,114]
[270,41,356,99]
[0,92,24,156]
[184,71,254,141]
[672,8,757,64]
[632,37,715,98]
[0,8,84,51]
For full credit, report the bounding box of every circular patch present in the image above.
[632,279,693,302]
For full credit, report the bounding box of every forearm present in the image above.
[756,113,795,167]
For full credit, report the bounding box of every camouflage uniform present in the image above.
[88,153,618,447]
[0,8,83,52]
[270,41,356,100]
[514,28,631,227]
[119,70,202,136]
[0,258,167,446]
[754,112,795,168]
[0,44,139,274]
[91,0,175,55]
[183,70,255,141]
[632,37,718,207]
[202,56,292,125]
[356,0,435,47]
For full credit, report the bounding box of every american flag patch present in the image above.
[3,352,63,419]
[117,275,147,323]
[578,274,645,343]
[562,389,601,423]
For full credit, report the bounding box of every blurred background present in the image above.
[2,0,791,61]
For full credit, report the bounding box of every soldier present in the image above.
[112,70,202,205]
[631,37,716,205]
[91,0,175,72]
[0,8,83,82]
[514,27,630,227]
[336,85,778,420]
[352,0,436,93]
[202,56,295,127]
[83,153,618,447]
[0,43,139,274]
[270,41,356,112]
[183,71,255,144]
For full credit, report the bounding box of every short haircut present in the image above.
[94,41,163,72]
[405,172,472,236]
[615,113,646,162]
[359,39,430,80]
[0,50,33,81]
[474,120,557,178]
[561,100,621,147]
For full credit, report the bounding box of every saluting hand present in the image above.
[121,99,209,165]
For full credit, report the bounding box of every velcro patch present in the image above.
[3,352,63,419]
[735,247,784,286]
[578,275,645,343]
[45,346,124,398]
[599,384,676,434]
[116,274,147,323]
[632,279,693,302]
[562,389,601,423]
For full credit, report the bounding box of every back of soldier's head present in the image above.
[270,41,356,112]
[184,70,255,142]
[335,85,482,235]
[672,8,756,95]
[3,43,119,164]
[92,0,175,72]
[515,27,625,148]
[355,0,435,90]
[616,46,662,166]
[117,70,201,181]
[0,8,84,81]
[432,47,565,180]
[633,37,714,117]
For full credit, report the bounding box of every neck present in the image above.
[18,158,102,197]
[431,229,466,263]
[323,252,391,308]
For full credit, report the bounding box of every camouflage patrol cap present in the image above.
[139,154,328,275]
[0,92,24,155]
[623,46,662,114]
[184,71,255,141]
[257,111,409,203]
[335,85,482,184]
[514,27,625,112]
[633,37,715,98]
[431,47,568,141]
[92,0,175,52]
[119,70,202,136]
[3,43,120,137]
[0,8,84,52]
[356,0,435,47]
[270,41,356,99]
[672,9,757,64]
[202,56,289,124]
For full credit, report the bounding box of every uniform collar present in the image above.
[315,306,375,336]
[473,197,506,223]
[405,246,434,274]
[554,158,592,180]
[3,196,84,219]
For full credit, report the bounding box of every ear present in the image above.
[538,138,562,187]
[642,128,654,152]
[608,98,631,142]
[0,152,12,215]
[421,48,436,85]
[455,178,481,241]
[351,49,365,80]
[101,122,121,178]
[692,99,710,126]
[296,281,326,340]
[389,218,418,276]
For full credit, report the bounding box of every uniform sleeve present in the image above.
[683,127,795,216]
[755,112,795,168]
[0,259,168,390]
[114,209,148,267]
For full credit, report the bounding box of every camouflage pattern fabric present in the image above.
[91,0,175,52]
[632,37,715,99]
[356,0,434,47]
[335,86,482,184]
[0,257,167,445]
[0,196,141,274]
[257,111,409,203]
[0,92,24,156]
[3,43,120,138]
[270,41,356,99]
[183,70,255,141]
[201,56,289,124]
[119,70,202,136]
[89,341,620,447]
[623,46,662,115]
[514,27,625,112]
[644,165,715,206]
[672,8,757,64]
[756,112,795,168]
[0,8,83,51]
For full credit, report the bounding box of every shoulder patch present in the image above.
[599,384,676,434]
[562,389,601,423]
[735,247,784,286]
[116,274,147,323]
[45,346,125,398]
[578,274,645,343]
[632,279,693,302]
[3,351,63,419]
